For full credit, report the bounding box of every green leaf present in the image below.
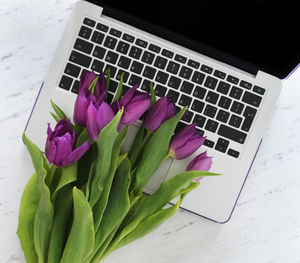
[47,185,73,263]
[133,107,186,192]
[117,152,128,168]
[50,112,60,122]
[89,109,123,207]
[93,127,128,232]
[113,72,123,102]
[17,172,40,263]
[76,128,92,147]
[149,82,156,107]
[50,99,68,121]
[22,132,54,263]
[85,161,96,200]
[127,125,146,166]
[61,187,95,263]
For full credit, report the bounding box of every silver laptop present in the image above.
[25,0,300,223]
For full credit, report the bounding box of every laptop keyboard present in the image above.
[58,17,266,159]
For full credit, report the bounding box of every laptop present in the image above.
[25,0,300,223]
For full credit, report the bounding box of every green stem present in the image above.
[45,164,56,189]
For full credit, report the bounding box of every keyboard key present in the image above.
[74,38,94,54]
[215,138,229,153]
[109,28,122,38]
[167,89,180,103]
[204,76,218,89]
[162,49,174,58]
[242,91,262,107]
[205,91,219,104]
[203,139,215,148]
[91,59,105,73]
[168,76,181,90]
[141,79,152,92]
[78,26,92,39]
[229,114,242,128]
[179,94,192,107]
[154,56,167,69]
[204,105,217,118]
[218,96,232,109]
[116,69,129,83]
[149,43,161,53]
[155,85,167,97]
[122,85,130,95]
[215,144,227,153]
[253,85,265,95]
[240,80,252,89]
[193,114,206,128]
[136,38,148,48]
[213,70,226,79]
[216,109,230,123]
[71,80,80,94]
[191,99,205,113]
[64,63,81,77]
[129,74,142,86]
[191,71,205,85]
[179,66,193,79]
[69,51,92,68]
[166,61,180,74]
[227,149,240,158]
[104,65,117,78]
[83,18,96,27]
[242,106,257,132]
[217,81,230,94]
[182,110,194,122]
[59,75,73,90]
[143,66,156,79]
[175,54,187,64]
[118,56,131,69]
[230,101,244,114]
[193,86,206,99]
[229,86,243,100]
[200,64,213,74]
[130,61,144,74]
[155,71,169,84]
[105,51,119,64]
[205,119,219,133]
[180,81,194,94]
[107,93,114,104]
[109,80,119,92]
[196,128,205,136]
[218,124,247,144]
[141,51,155,64]
[123,33,135,43]
[96,23,109,32]
[93,46,106,59]
[91,31,105,45]
[227,75,239,84]
[188,59,200,69]
[116,41,130,54]
[104,36,117,49]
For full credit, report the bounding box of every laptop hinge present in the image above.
[85,1,259,76]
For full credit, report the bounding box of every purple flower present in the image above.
[144,96,176,132]
[169,123,206,160]
[45,118,90,167]
[86,101,115,141]
[186,151,213,181]
[114,84,151,126]
[73,71,106,126]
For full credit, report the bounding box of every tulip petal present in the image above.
[96,102,115,131]
[86,103,100,141]
[73,91,89,126]
[144,97,168,131]
[120,84,138,107]
[61,141,90,167]
[170,123,197,150]
[47,123,53,138]
[121,98,150,125]
[173,136,205,160]
[94,72,106,98]
[53,136,73,167]
[45,139,57,164]
[187,151,213,175]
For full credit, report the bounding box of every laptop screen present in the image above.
[97,0,300,79]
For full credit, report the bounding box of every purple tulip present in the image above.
[114,84,151,126]
[45,118,90,167]
[144,96,176,132]
[169,123,206,160]
[73,71,106,126]
[86,101,115,141]
[186,151,213,181]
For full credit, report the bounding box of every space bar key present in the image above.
[217,124,247,144]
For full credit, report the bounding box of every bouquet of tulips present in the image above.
[17,70,218,263]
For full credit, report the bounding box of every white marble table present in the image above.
[0,1,299,262]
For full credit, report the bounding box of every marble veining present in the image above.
[0,1,299,262]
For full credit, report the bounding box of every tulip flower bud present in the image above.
[186,151,213,181]
[45,118,90,167]
[169,123,205,160]
[144,96,176,132]
[73,71,106,126]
